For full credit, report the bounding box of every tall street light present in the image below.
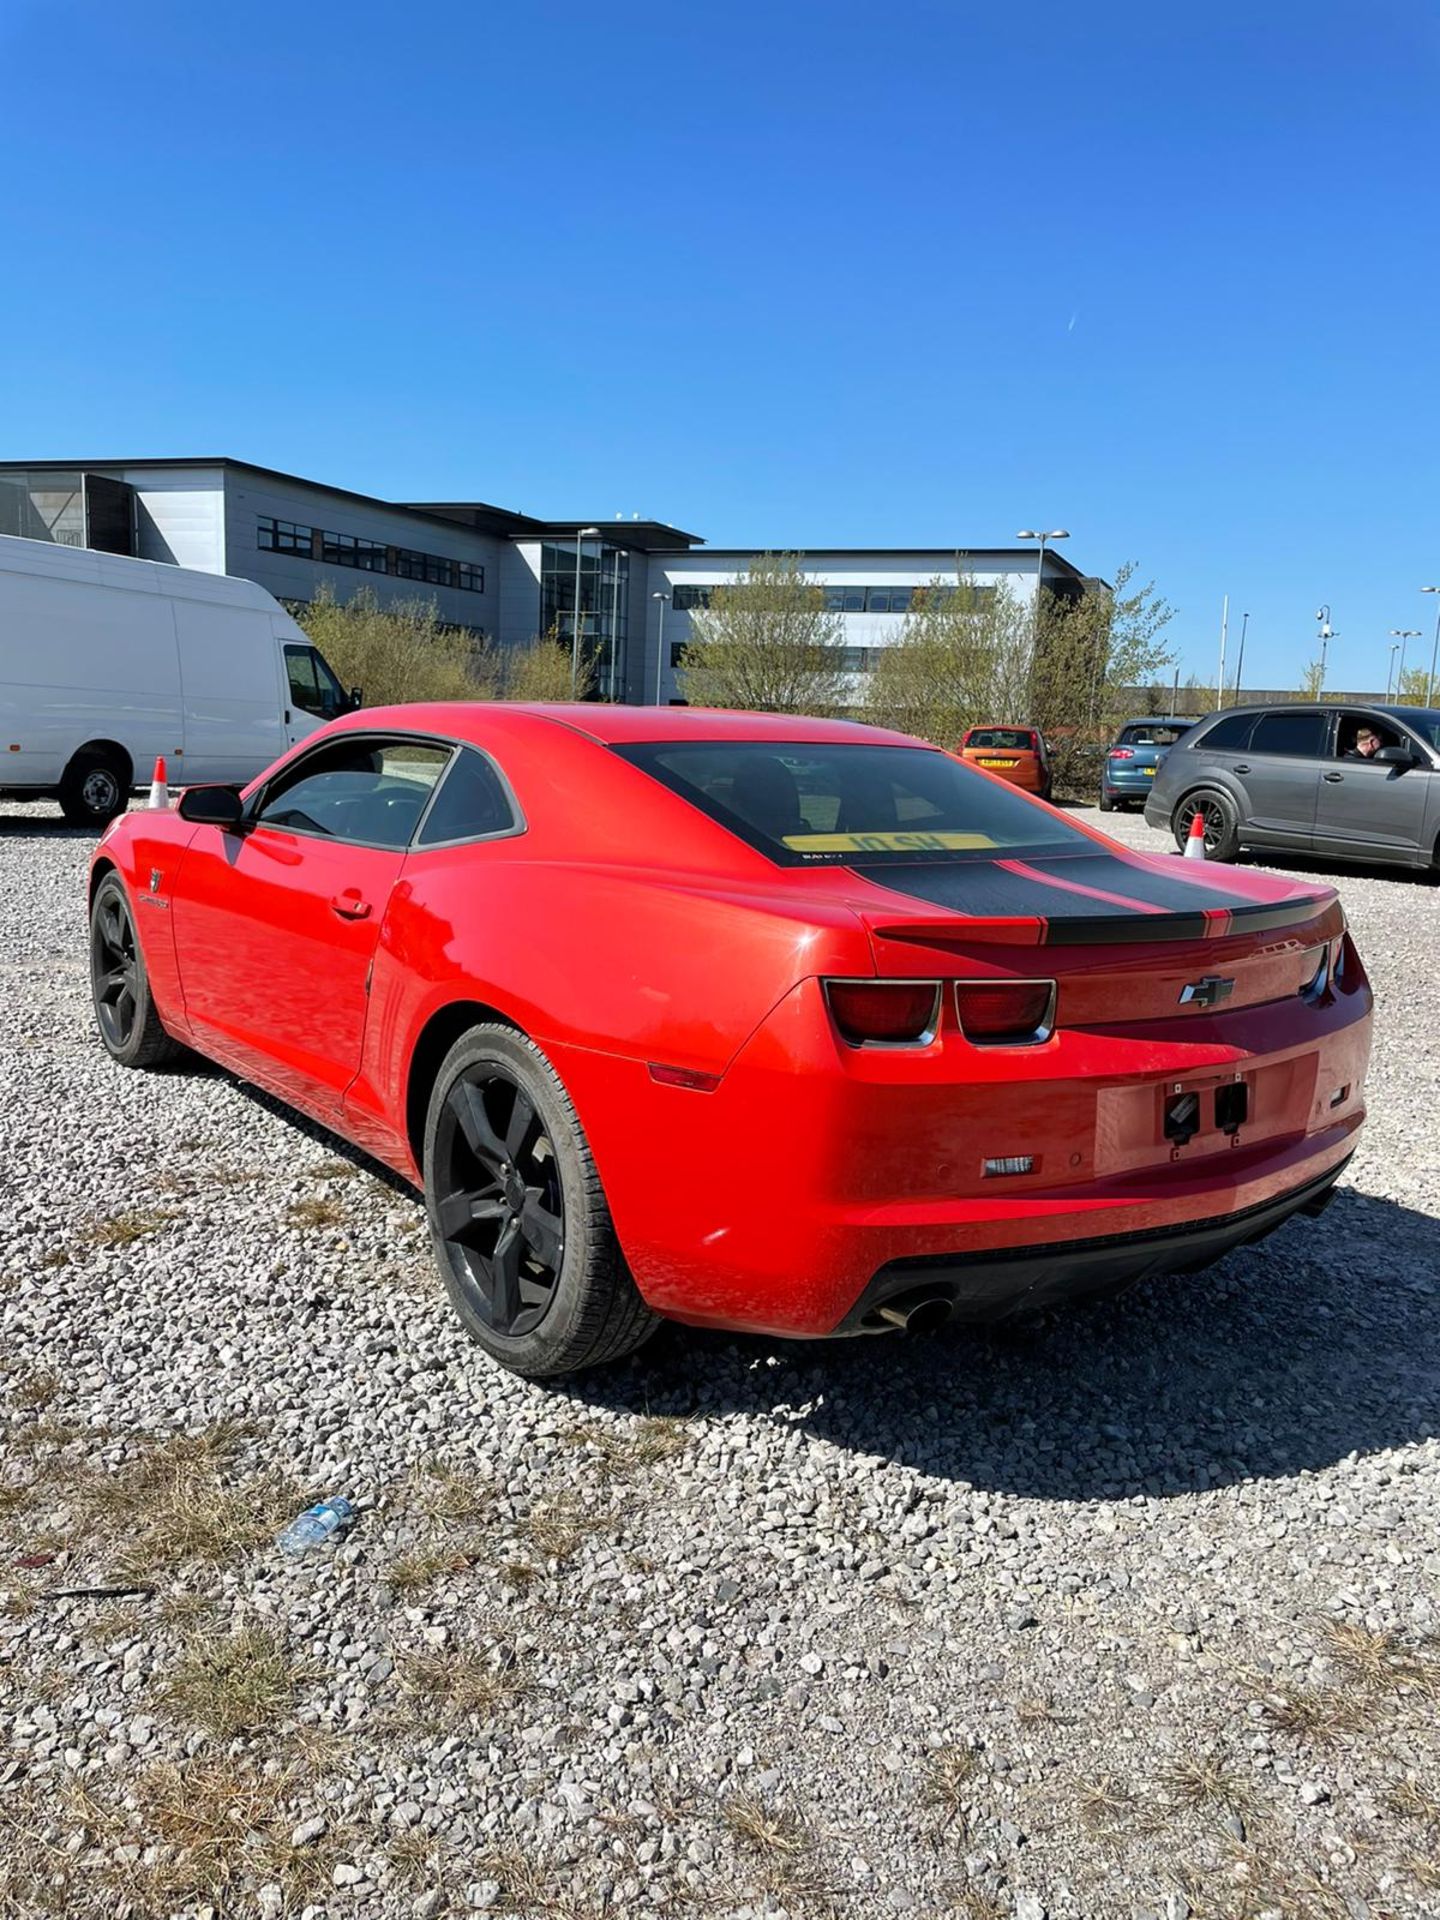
[1315,606,1332,693]
[1422,587,1440,707]
[1386,641,1401,701]
[652,591,671,706]
[571,528,599,694]
[1233,612,1250,707]
[1388,630,1421,701]
[1016,529,1069,647]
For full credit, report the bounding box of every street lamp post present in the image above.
[1315,606,1332,693]
[1422,587,1440,707]
[652,592,671,706]
[1387,643,1400,701]
[1015,529,1069,648]
[1388,630,1421,701]
[571,528,599,695]
[1232,612,1250,707]
[608,552,623,700]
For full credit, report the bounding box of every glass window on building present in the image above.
[540,540,630,700]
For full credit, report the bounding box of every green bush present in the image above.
[296,585,493,708]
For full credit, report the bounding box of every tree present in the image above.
[679,553,850,714]
[1396,664,1433,705]
[297,585,493,706]
[499,627,595,702]
[865,576,1031,744]
[1298,657,1326,700]
[1030,562,1176,792]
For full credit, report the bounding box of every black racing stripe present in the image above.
[1021,852,1260,914]
[851,859,1140,920]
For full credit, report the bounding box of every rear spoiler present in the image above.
[865,893,1341,950]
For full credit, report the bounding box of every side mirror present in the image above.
[1374,745,1414,766]
[178,784,245,828]
[349,686,364,711]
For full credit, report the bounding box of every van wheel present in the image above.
[1173,789,1240,861]
[60,750,130,828]
[423,1025,659,1377]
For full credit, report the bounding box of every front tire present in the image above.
[423,1025,658,1377]
[89,874,184,1068]
[61,749,130,828]
[1173,788,1241,861]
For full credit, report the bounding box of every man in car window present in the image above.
[1346,725,1383,759]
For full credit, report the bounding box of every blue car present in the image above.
[1099,716,1194,812]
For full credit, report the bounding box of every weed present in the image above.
[1324,1618,1440,1697]
[81,1207,178,1248]
[1261,1684,1369,1741]
[287,1195,347,1229]
[570,1415,691,1475]
[159,1623,303,1736]
[311,1157,360,1180]
[1077,1776,1143,1834]
[398,1644,526,1722]
[8,1369,59,1412]
[387,1539,486,1596]
[921,1744,979,1824]
[516,1491,610,1564]
[415,1462,495,1525]
[1159,1750,1253,1814]
[722,1789,812,1858]
[1387,1778,1440,1824]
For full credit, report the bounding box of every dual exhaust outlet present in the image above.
[871,1291,955,1336]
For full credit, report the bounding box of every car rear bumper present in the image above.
[834,1153,1349,1333]
[1102,771,1160,799]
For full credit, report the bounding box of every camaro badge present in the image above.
[149,869,162,893]
[1179,975,1235,1007]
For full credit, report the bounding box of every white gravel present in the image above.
[2,799,1438,1920]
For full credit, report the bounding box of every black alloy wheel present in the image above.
[88,874,183,1068]
[1173,789,1240,861]
[422,1024,658,1376]
[432,1064,566,1339]
[92,886,140,1051]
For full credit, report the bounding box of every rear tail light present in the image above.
[1108,747,1136,760]
[954,979,1056,1045]
[824,979,942,1047]
[1299,945,1330,1002]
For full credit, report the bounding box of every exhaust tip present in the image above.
[871,1292,954,1335]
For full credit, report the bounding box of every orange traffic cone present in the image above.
[1183,809,1207,859]
[148,757,169,809]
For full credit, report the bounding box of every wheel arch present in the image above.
[65,739,135,788]
[404,997,528,1172]
[89,857,120,910]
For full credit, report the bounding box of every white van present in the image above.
[0,533,355,826]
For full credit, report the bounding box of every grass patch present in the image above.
[414,1463,495,1525]
[721,1789,812,1858]
[398,1644,526,1723]
[921,1744,979,1825]
[1261,1683,1369,1742]
[8,1369,59,1412]
[81,1207,178,1248]
[287,1196,347,1229]
[159,1623,303,1736]
[1159,1750,1253,1815]
[1323,1618,1440,1697]
[1076,1776,1145,1836]
[515,1491,613,1565]
[79,1420,297,1580]
[310,1157,361,1180]
[569,1415,692,1476]
[387,1539,487,1596]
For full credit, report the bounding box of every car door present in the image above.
[1230,708,1328,845]
[169,733,452,1116]
[1313,713,1435,861]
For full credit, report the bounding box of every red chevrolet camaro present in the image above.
[88,703,1372,1377]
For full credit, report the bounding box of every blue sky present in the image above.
[2,0,1437,693]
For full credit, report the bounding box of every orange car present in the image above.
[957,725,1053,802]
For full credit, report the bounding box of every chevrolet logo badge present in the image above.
[1179,975,1235,1008]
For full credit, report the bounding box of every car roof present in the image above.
[329,702,923,751]
[1118,715,1193,728]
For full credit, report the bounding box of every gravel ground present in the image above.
[2,799,1438,1920]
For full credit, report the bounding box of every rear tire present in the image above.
[423,1024,658,1377]
[60,749,130,828]
[1098,789,1115,813]
[1173,788,1240,862]
[89,873,184,1068]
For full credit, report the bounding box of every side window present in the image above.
[1197,713,1257,751]
[416,747,518,845]
[1334,714,1400,758]
[284,643,348,720]
[1249,711,1327,758]
[255,737,451,848]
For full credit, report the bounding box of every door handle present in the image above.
[1322,772,1344,784]
[329,889,372,920]
[1233,763,1250,774]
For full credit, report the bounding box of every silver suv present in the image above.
[1144,703,1440,869]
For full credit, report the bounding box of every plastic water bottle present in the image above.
[277,1496,355,1557]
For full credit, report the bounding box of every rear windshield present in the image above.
[616,741,1086,866]
[965,727,1036,750]
[1117,722,1192,747]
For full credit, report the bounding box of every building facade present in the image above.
[0,459,1093,705]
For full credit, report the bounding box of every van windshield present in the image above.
[616,741,1086,866]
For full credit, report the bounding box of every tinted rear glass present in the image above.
[1250,710,1327,757]
[1196,713,1256,750]
[965,727,1036,751]
[616,742,1086,866]
[1117,723,1192,746]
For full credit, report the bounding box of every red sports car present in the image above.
[89,704,1371,1377]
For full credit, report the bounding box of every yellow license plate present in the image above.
[1143,766,1157,776]
[979,757,1017,768]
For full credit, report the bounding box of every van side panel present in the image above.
[0,552,182,789]
[172,597,287,782]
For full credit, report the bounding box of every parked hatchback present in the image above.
[1100,717,1194,811]
[957,724,1052,801]
[1145,703,1440,869]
